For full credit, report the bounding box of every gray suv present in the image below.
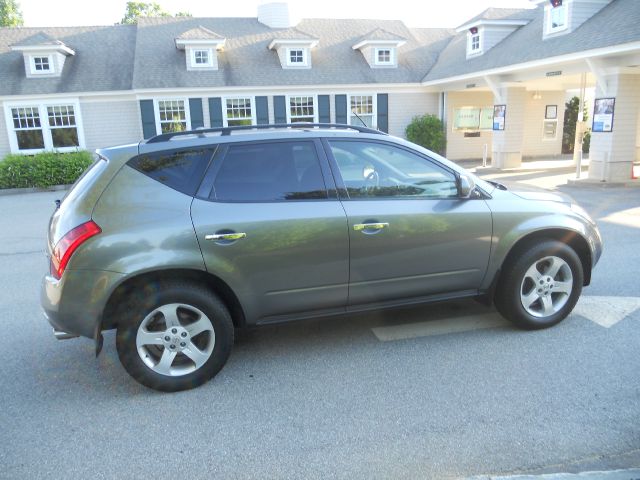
[41,123,603,391]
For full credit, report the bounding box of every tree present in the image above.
[0,0,24,27]
[120,2,170,24]
[405,114,446,155]
[562,96,589,154]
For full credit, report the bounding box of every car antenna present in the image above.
[351,109,368,128]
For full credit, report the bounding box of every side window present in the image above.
[128,148,213,196]
[329,141,458,199]
[212,141,327,202]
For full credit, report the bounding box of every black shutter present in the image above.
[335,94,347,125]
[318,95,330,123]
[273,95,287,124]
[189,98,204,129]
[139,100,156,139]
[377,93,389,133]
[256,96,269,125]
[208,97,223,127]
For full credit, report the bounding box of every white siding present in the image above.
[81,100,142,151]
[202,97,211,128]
[0,107,10,158]
[570,1,611,32]
[446,91,493,161]
[482,27,517,55]
[388,92,439,139]
[522,91,565,158]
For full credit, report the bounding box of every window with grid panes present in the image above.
[47,105,79,148]
[225,98,253,126]
[289,96,315,123]
[158,100,187,133]
[11,107,45,150]
[350,95,374,128]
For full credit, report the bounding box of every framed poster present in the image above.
[479,107,494,130]
[545,105,557,119]
[593,98,615,132]
[493,104,506,131]
[453,107,480,129]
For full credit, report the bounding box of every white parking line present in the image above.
[572,296,640,328]
[371,296,640,342]
[372,312,509,342]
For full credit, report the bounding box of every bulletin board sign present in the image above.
[493,105,506,131]
[592,98,615,132]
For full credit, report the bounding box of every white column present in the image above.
[492,87,526,169]
[588,73,640,182]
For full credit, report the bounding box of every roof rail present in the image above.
[145,122,386,144]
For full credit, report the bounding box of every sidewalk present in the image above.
[457,157,639,190]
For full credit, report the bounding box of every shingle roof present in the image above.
[355,27,407,44]
[0,25,136,95]
[175,26,225,41]
[424,0,640,82]
[9,31,66,47]
[0,0,637,96]
[457,7,533,28]
[131,17,452,89]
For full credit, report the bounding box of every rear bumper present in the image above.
[41,269,126,340]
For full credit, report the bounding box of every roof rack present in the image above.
[145,123,386,144]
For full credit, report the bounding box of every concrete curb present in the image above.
[0,184,70,196]
[566,178,640,188]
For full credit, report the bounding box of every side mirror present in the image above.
[458,173,476,198]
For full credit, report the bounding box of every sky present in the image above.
[19,0,534,29]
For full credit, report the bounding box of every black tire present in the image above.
[495,240,583,330]
[116,281,234,392]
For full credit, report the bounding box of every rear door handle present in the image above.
[353,223,389,231]
[205,232,247,241]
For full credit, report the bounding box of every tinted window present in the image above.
[329,141,458,199]
[212,141,327,202]
[128,148,213,196]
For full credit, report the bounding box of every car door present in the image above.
[191,139,349,324]
[323,138,493,307]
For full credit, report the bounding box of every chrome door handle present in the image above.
[205,232,247,241]
[353,223,389,231]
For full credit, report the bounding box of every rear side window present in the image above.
[128,148,213,196]
[212,141,327,202]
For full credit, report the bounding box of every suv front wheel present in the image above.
[116,281,234,391]
[495,240,584,330]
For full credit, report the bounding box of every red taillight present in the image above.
[51,220,101,280]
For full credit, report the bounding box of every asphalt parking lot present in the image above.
[0,167,638,479]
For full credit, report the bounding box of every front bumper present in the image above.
[41,269,126,340]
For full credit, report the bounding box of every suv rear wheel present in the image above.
[116,281,233,392]
[495,240,583,330]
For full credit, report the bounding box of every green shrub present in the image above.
[0,151,93,189]
[582,130,591,154]
[405,114,446,155]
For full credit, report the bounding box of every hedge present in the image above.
[405,114,446,155]
[0,151,93,189]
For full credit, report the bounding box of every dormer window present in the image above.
[31,56,52,74]
[175,26,226,71]
[546,0,568,33]
[191,49,213,68]
[287,48,307,66]
[352,29,406,69]
[466,27,482,57]
[470,35,480,51]
[375,48,393,66]
[9,33,74,79]
[269,38,318,69]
